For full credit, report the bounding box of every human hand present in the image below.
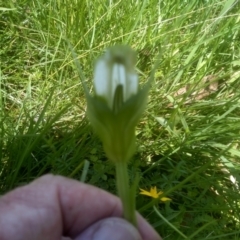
[0,174,161,240]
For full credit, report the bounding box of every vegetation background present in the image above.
[1,0,240,239]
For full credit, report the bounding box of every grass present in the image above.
[1,0,240,239]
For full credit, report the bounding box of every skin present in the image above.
[0,174,161,240]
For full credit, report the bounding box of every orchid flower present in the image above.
[86,45,149,163]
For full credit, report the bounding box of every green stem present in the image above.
[115,161,137,226]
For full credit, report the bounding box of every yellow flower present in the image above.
[140,186,171,202]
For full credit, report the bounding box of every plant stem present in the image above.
[115,161,137,227]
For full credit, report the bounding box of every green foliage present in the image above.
[1,0,240,238]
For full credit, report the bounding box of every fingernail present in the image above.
[76,217,142,240]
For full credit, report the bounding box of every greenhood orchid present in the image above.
[86,45,150,163]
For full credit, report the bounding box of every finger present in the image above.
[0,174,161,240]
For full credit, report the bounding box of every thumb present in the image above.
[75,217,142,240]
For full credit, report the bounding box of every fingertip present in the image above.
[75,217,142,240]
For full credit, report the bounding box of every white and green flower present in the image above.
[86,45,150,163]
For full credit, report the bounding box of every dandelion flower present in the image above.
[140,186,171,202]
